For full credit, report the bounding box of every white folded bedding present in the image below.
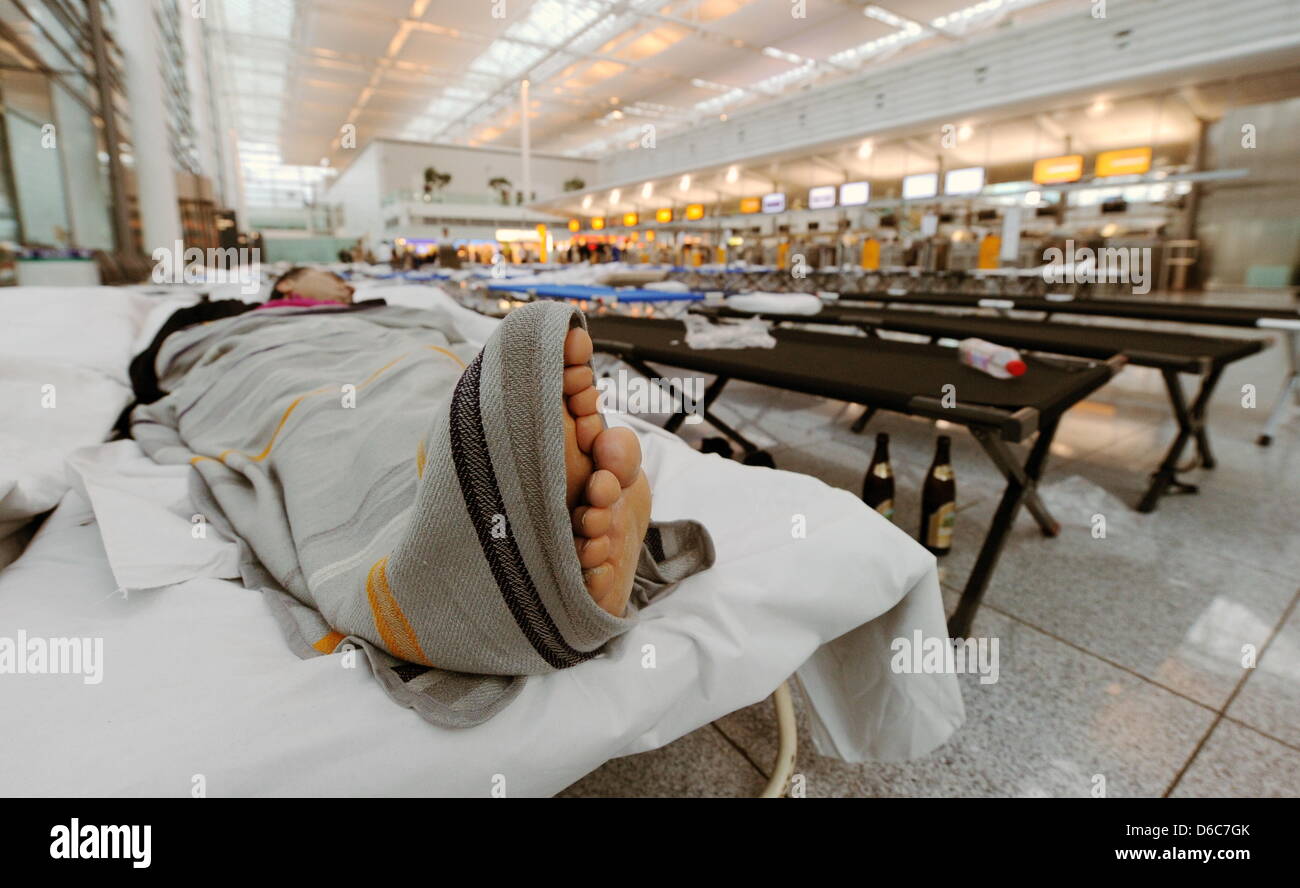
[1,287,158,387]
[727,292,824,315]
[0,358,129,542]
[0,287,198,567]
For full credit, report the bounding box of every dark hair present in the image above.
[268,266,310,300]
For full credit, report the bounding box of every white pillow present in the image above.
[0,287,156,387]
[0,285,189,561]
[727,292,824,316]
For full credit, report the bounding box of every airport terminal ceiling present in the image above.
[206,0,1081,170]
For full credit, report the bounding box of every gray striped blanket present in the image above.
[133,300,713,727]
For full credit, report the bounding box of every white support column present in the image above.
[180,7,220,192]
[226,126,248,232]
[117,0,183,252]
[520,79,531,207]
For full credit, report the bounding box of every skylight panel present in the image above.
[469,39,548,78]
[508,0,604,47]
[216,0,294,39]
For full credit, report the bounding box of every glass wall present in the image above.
[0,0,221,259]
[0,0,119,252]
[154,0,200,177]
[2,70,71,246]
[52,79,113,249]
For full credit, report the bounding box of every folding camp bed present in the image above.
[699,304,1269,513]
[837,287,1300,327]
[585,314,1124,637]
[670,265,793,293]
[666,266,1061,301]
[485,281,706,319]
[488,281,705,303]
[837,289,1300,449]
[2,283,965,796]
[402,270,455,282]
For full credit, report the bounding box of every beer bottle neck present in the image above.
[934,437,951,464]
[872,434,890,462]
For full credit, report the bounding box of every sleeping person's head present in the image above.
[269,267,355,304]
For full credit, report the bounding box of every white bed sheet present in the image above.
[0,283,963,795]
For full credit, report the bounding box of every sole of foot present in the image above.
[561,326,652,617]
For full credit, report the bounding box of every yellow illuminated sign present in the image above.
[685,204,705,220]
[591,217,605,230]
[568,219,581,232]
[623,212,639,227]
[1096,146,1152,177]
[1033,155,1084,185]
[860,238,880,271]
[495,229,538,242]
[655,208,673,223]
[739,197,761,214]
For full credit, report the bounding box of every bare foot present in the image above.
[562,327,652,617]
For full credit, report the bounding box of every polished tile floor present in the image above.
[562,290,1300,797]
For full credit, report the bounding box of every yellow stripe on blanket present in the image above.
[217,382,337,462]
[425,344,466,368]
[366,557,430,666]
[192,346,462,466]
[311,630,347,654]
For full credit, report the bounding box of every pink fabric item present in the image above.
[256,296,347,310]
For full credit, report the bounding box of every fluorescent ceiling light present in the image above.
[762,46,804,64]
[863,5,923,32]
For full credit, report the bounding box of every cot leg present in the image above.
[850,405,878,434]
[947,420,1061,638]
[1257,373,1299,447]
[663,372,726,434]
[699,406,761,456]
[1189,366,1223,470]
[948,461,1027,639]
[675,376,761,455]
[616,356,699,431]
[758,680,797,798]
[640,368,762,455]
[1258,330,1298,447]
[1019,414,1063,536]
[1139,366,1220,512]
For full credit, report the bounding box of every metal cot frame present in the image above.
[590,329,1122,639]
[703,304,1267,513]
